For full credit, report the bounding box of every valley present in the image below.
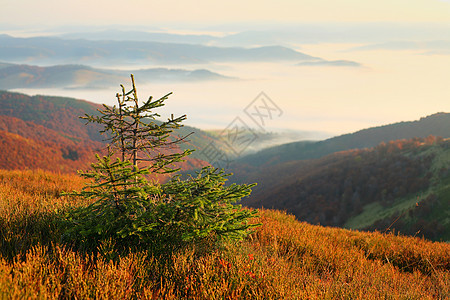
[0,89,448,242]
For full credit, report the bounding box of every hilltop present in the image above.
[0,90,210,173]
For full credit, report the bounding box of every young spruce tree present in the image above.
[64,75,257,254]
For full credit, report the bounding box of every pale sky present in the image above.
[3,0,450,28]
[2,0,450,136]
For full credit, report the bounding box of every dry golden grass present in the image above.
[0,169,448,299]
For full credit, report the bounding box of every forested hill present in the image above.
[0,90,209,173]
[237,137,450,241]
[0,90,104,142]
[236,112,450,167]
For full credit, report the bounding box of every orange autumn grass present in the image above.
[0,169,448,299]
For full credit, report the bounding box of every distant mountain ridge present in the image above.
[0,62,232,90]
[0,34,317,65]
[236,112,450,167]
[60,29,217,44]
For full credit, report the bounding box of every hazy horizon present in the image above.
[1,0,450,138]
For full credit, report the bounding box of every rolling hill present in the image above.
[0,90,211,174]
[0,115,97,173]
[228,112,450,242]
[236,112,450,168]
[234,137,450,241]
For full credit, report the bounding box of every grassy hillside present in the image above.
[235,137,450,242]
[0,90,104,142]
[0,169,448,299]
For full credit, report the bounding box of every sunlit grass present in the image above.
[0,169,448,299]
[344,191,431,230]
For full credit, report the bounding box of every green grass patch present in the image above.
[344,190,432,230]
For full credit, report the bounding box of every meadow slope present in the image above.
[0,169,448,299]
